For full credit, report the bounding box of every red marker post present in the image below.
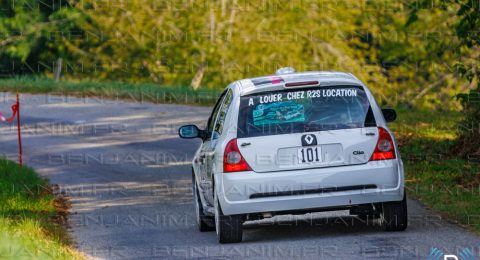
[1,93,22,167]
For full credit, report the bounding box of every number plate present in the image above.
[297,146,322,164]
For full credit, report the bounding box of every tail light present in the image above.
[370,127,396,161]
[224,139,252,172]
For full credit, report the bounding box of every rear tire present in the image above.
[381,191,408,231]
[192,173,214,232]
[214,192,243,243]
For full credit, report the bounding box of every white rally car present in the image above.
[179,68,407,243]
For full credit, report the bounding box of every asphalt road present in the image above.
[0,93,478,259]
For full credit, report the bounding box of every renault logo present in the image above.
[301,134,317,146]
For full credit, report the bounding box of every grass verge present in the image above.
[0,159,83,259]
[0,77,221,106]
[390,107,480,233]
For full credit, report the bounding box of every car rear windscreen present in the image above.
[237,86,375,138]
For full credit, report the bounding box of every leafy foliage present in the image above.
[0,1,78,76]
[452,0,480,156]
[0,0,478,109]
[455,85,480,156]
[407,0,480,156]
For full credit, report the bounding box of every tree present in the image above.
[450,0,480,156]
[0,0,77,76]
[0,0,475,112]
[408,0,480,155]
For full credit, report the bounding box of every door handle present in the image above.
[240,142,251,147]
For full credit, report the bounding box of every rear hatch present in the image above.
[237,85,378,173]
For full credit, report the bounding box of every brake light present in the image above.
[285,81,319,87]
[224,139,252,172]
[370,127,396,161]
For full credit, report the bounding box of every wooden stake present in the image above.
[16,93,22,167]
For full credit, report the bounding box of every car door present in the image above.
[203,89,233,204]
[196,91,226,205]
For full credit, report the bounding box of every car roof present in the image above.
[234,71,365,96]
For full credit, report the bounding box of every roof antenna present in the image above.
[275,67,296,75]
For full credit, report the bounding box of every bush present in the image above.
[455,86,480,157]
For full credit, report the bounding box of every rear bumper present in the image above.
[216,159,404,215]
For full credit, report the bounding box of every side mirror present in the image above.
[381,108,397,123]
[178,125,205,139]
